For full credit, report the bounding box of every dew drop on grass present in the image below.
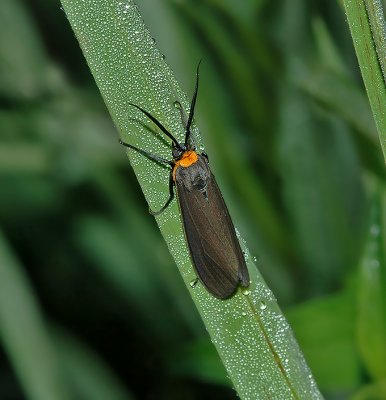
[190,278,198,288]
[259,301,267,310]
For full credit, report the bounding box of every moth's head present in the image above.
[172,144,186,161]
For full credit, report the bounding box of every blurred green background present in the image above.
[1,0,386,399]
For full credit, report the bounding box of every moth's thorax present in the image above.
[173,154,211,194]
[172,150,199,181]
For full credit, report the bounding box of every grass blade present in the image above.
[342,0,386,161]
[357,185,386,381]
[59,1,323,397]
[0,230,69,400]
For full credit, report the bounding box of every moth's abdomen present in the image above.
[175,155,249,299]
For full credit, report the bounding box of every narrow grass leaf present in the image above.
[364,0,386,81]
[357,186,386,381]
[287,289,360,391]
[342,0,386,161]
[352,380,386,400]
[0,0,52,99]
[60,1,322,398]
[0,230,70,400]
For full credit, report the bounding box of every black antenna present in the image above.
[184,60,202,147]
[129,103,182,149]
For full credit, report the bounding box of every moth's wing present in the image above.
[176,173,249,299]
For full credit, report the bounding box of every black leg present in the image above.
[201,152,209,162]
[150,172,175,215]
[119,139,172,166]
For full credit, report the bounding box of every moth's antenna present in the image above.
[184,60,202,147]
[129,103,182,149]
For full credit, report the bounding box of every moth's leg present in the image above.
[201,152,209,162]
[149,172,175,216]
[119,139,172,165]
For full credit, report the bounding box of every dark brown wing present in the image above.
[175,172,249,299]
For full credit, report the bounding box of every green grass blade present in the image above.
[352,381,386,399]
[59,1,323,398]
[0,230,70,400]
[342,0,386,161]
[365,0,386,81]
[287,289,360,392]
[357,186,386,381]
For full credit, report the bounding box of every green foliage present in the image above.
[357,186,386,382]
[0,0,385,399]
[342,0,386,160]
[60,1,322,398]
[0,230,70,400]
[288,288,360,391]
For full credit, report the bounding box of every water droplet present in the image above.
[173,100,182,110]
[190,278,198,288]
[260,301,267,310]
[242,288,251,296]
[241,311,247,316]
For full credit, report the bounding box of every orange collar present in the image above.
[172,151,198,180]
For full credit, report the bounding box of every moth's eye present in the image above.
[172,148,183,159]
